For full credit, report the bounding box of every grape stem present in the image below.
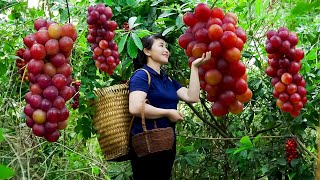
[65,0,70,23]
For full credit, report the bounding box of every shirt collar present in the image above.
[142,65,165,76]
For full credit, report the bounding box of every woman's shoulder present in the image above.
[130,69,151,85]
[131,69,150,78]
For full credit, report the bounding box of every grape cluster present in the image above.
[285,138,298,162]
[265,27,307,117]
[15,48,29,81]
[23,18,77,142]
[86,3,119,75]
[122,22,129,32]
[179,3,252,117]
[70,81,80,110]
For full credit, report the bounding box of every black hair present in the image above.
[133,33,166,70]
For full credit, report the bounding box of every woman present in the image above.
[129,33,211,180]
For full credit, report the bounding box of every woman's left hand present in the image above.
[192,51,212,68]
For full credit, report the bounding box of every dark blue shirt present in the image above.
[129,65,182,136]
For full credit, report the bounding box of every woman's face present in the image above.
[147,38,170,64]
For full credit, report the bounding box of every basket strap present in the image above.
[132,69,152,132]
[138,68,151,86]
[131,68,151,86]
[141,99,148,132]
[138,69,158,130]
[129,69,154,133]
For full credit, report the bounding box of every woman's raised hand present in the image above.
[192,51,212,68]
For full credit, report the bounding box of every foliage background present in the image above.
[0,0,319,179]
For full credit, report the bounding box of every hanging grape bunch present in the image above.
[265,27,307,117]
[15,48,29,81]
[179,3,252,117]
[86,3,119,75]
[285,138,298,162]
[70,81,81,110]
[23,18,77,142]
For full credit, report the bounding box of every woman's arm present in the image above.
[129,91,183,122]
[177,51,211,103]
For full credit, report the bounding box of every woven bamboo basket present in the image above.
[93,83,132,161]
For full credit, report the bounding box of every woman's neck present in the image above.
[146,60,161,74]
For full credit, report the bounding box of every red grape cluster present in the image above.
[285,138,298,162]
[265,27,307,117]
[15,48,29,81]
[86,3,119,75]
[122,22,129,32]
[70,81,80,110]
[179,4,252,117]
[23,18,77,142]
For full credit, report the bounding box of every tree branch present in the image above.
[253,123,282,137]
[200,98,228,133]
[296,137,318,160]
[177,134,294,140]
[185,102,229,139]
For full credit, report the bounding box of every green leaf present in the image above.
[239,149,248,158]
[305,49,317,60]
[253,134,261,144]
[262,0,270,13]
[115,6,121,12]
[85,92,95,99]
[0,128,4,142]
[240,136,252,147]
[74,117,92,140]
[184,155,197,166]
[103,0,114,6]
[277,158,287,166]
[118,33,129,53]
[3,43,11,51]
[225,148,236,154]
[0,164,15,179]
[175,14,183,28]
[131,32,143,50]
[131,23,142,29]
[291,1,312,15]
[104,175,112,180]
[0,62,6,76]
[92,166,100,175]
[290,158,299,168]
[151,0,164,6]
[127,36,138,59]
[135,29,152,38]
[289,172,296,179]
[126,0,135,6]
[159,12,176,18]
[115,174,124,180]
[128,16,137,29]
[182,145,193,152]
[254,58,262,69]
[155,18,174,23]
[233,146,250,155]
[162,26,175,36]
[261,165,268,174]
[254,0,261,17]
